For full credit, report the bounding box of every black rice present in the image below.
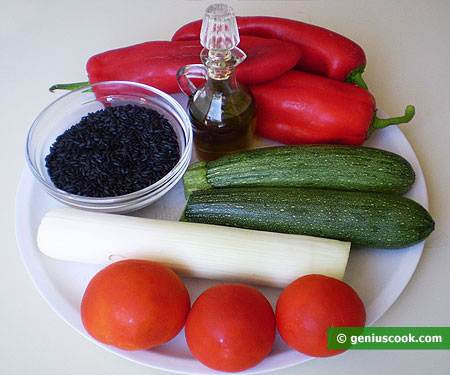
[45,104,180,197]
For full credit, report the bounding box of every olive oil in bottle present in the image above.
[177,3,257,161]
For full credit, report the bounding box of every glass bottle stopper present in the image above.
[199,3,246,79]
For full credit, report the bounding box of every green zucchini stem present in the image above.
[367,105,415,139]
[182,161,213,198]
[179,202,188,222]
[49,81,90,92]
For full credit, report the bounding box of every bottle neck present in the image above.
[201,48,239,81]
[205,69,238,94]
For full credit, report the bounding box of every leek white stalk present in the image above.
[37,207,351,288]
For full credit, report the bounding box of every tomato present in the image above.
[80,259,190,351]
[276,274,366,357]
[185,283,276,372]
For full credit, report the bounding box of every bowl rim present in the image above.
[25,80,193,203]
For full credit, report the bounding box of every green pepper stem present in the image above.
[367,105,415,139]
[345,64,368,90]
[49,81,90,92]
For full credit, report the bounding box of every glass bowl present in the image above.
[26,81,193,213]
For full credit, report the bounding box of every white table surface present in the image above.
[2,0,449,374]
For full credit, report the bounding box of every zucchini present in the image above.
[183,145,416,197]
[181,187,434,249]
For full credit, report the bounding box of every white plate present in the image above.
[15,103,429,374]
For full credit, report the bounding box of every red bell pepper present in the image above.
[172,16,368,89]
[249,70,415,145]
[49,36,301,94]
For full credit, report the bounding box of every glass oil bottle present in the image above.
[177,3,257,161]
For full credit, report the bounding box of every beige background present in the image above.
[2,0,449,374]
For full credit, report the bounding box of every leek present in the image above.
[37,207,351,288]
